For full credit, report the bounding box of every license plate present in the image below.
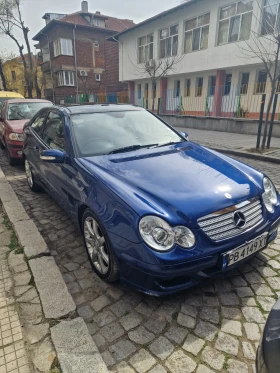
[223,233,268,268]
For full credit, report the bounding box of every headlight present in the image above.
[9,133,23,141]
[263,177,278,213]
[139,216,196,252]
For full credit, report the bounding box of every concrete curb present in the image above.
[204,146,280,164]
[0,167,109,373]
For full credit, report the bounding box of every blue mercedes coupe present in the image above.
[23,104,280,296]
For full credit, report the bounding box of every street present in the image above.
[0,147,279,373]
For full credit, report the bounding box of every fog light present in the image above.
[17,151,22,155]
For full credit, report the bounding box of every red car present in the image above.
[0,99,52,165]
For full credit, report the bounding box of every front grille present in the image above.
[197,197,263,241]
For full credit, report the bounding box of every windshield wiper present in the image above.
[109,144,159,155]
[156,141,184,148]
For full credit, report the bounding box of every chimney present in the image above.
[96,11,101,14]
[81,1,88,13]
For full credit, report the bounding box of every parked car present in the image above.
[0,91,24,110]
[256,297,280,373]
[0,99,52,164]
[23,104,280,295]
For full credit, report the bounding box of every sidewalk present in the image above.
[174,126,280,163]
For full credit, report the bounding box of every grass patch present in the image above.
[223,354,230,370]
[172,312,178,321]
[50,357,62,373]
[2,214,11,230]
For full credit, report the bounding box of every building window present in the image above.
[196,77,203,96]
[208,76,216,96]
[240,72,250,94]
[53,38,73,57]
[174,80,181,98]
[95,74,101,81]
[11,71,16,81]
[144,83,149,98]
[224,74,232,95]
[57,71,75,86]
[153,83,157,99]
[217,1,253,45]
[184,13,210,53]
[262,0,280,34]
[159,25,178,58]
[184,79,191,97]
[94,41,99,47]
[138,34,153,63]
[42,47,50,62]
[137,84,142,99]
[255,71,267,94]
[95,19,101,27]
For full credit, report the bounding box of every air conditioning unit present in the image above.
[145,59,155,69]
[79,70,88,77]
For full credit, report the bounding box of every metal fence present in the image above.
[135,83,280,120]
[52,91,130,105]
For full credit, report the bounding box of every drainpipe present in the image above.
[73,25,79,103]
[112,36,123,83]
[40,32,55,103]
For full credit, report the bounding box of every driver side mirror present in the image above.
[40,149,65,163]
[23,121,30,130]
[180,132,189,140]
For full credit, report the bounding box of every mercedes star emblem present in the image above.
[233,211,246,228]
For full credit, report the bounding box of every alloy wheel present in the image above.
[84,216,109,275]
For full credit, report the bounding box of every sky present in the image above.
[0,0,182,55]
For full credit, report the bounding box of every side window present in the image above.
[41,112,65,151]
[31,113,48,137]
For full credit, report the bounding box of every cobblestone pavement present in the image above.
[0,207,31,373]
[1,147,280,373]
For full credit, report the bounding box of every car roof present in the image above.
[6,99,51,104]
[58,104,145,115]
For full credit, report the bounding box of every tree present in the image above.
[0,0,35,97]
[238,0,280,149]
[0,48,15,91]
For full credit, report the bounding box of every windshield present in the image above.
[7,102,51,120]
[71,110,184,157]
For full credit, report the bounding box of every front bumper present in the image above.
[114,215,280,296]
[7,141,23,158]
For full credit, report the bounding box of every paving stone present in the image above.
[236,287,254,297]
[119,312,143,331]
[165,350,197,373]
[202,294,219,307]
[214,278,233,293]
[25,323,49,345]
[128,326,155,345]
[17,288,38,303]
[182,334,205,356]
[245,272,266,284]
[196,365,215,373]
[29,257,76,319]
[0,230,11,246]
[100,322,124,343]
[92,333,106,351]
[14,285,32,297]
[252,284,274,296]
[241,297,257,306]
[149,365,167,373]
[156,303,180,321]
[164,325,189,344]
[145,316,167,334]
[51,318,108,373]
[200,307,220,324]
[135,302,154,317]
[94,310,116,328]
[230,276,247,287]
[64,262,80,271]
[242,342,256,360]
[91,295,111,312]
[267,260,280,269]
[244,323,261,341]
[67,281,81,295]
[110,299,133,317]
[242,307,266,323]
[177,313,196,328]
[129,349,156,373]
[257,266,278,277]
[105,287,125,301]
[86,322,99,336]
[77,305,94,320]
[31,337,56,372]
[111,361,135,373]
[221,319,242,336]
[266,277,280,290]
[109,339,137,361]
[257,296,276,312]
[215,332,239,356]
[149,336,174,360]
[221,307,242,320]
[227,359,249,373]
[20,303,43,324]
[14,272,31,287]
[219,292,240,306]
[101,351,115,368]
[194,321,218,341]
[184,295,203,307]
[201,346,225,371]
[181,304,198,318]
[264,248,279,257]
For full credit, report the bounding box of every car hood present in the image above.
[80,142,263,226]
[5,119,29,133]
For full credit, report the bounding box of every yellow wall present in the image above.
[3,57,44,98]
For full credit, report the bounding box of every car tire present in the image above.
[82,208,120,282]
[24,159,40,192]
[6,149,18,166]
[0,139,5,149]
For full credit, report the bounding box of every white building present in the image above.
[111,0,279,118]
